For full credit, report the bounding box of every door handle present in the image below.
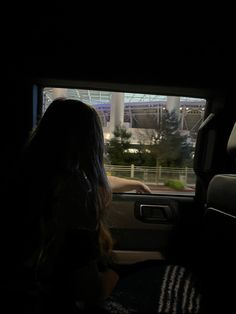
[135,203,175,223]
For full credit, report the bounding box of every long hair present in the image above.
[21,98,112,262]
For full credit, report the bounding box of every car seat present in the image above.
[203,122,236,312]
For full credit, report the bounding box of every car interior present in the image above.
[3,12,234,314]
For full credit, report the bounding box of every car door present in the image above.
[108,189,201,266]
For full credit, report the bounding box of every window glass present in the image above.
[43,87,206,194]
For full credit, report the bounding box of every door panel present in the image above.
[108,193,196,264]
[113,250,164,264]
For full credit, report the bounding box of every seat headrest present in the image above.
[207,174,236,217]
[227,123,236,157]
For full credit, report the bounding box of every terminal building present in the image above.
[43,88,206,146]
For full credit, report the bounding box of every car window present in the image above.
[42,87,206,195]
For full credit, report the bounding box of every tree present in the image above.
[106,126,157,166]
[151,110,194,167]
[106,126,132,165]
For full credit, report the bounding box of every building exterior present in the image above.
[43,88,206,146]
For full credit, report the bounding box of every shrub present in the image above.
[165,179,185,190]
